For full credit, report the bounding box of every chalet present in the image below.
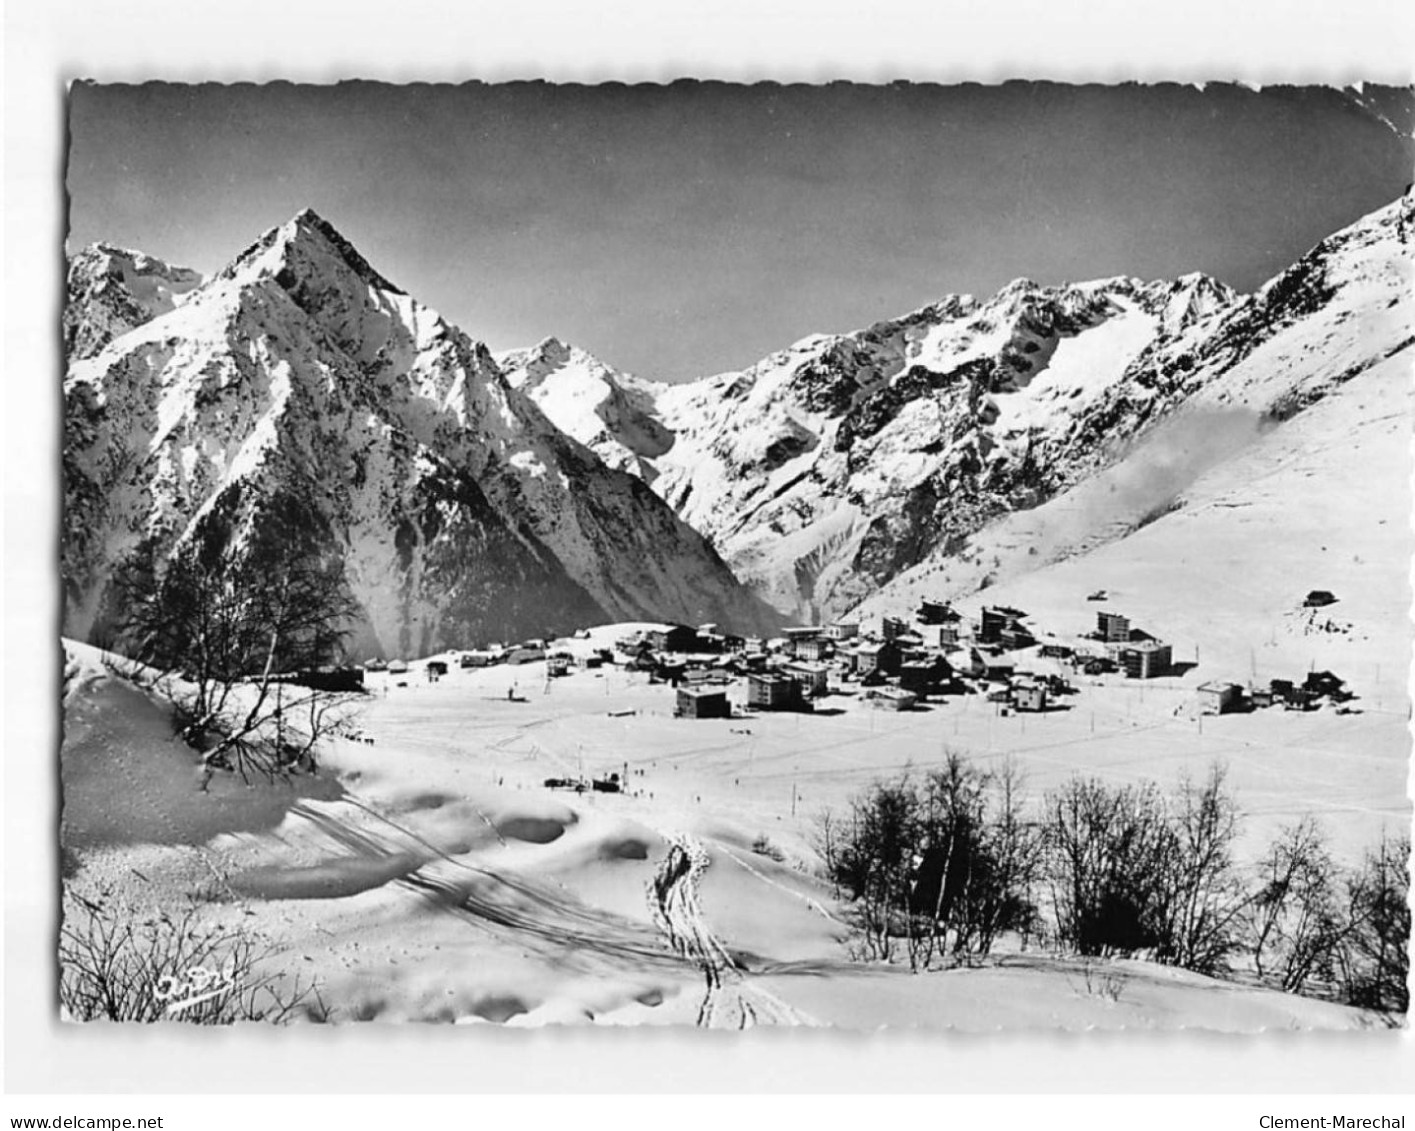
[426,660,449,678]
[1197,681,1242,715]
[507,646,546,665]
[365,658,388,672]
[856,640,902,678]
[648,625,700,654]
[984,655,1016,682]
[387,660,409,674]
[784,660,830,698]
[917,599,962,626]
[979,605,1028,645]
[1303,670,1351,702]
[681,666,730,687]
[945,645,988,679]
[1096,611,1131,643]
[1303,590,1338,608]
[676,686,731,719]
[1120,640,1171,680]
[932,623,962,647]
[1039,643,1074,660]
[899,655,952,697]
[547,655,571,678]
[693,633,727,655]
[459,651,490,668]
[824,622,859,642]
[881,616,910,642]
[866,687,918,711]
[747,672,805,711]
[1000,625,1037,651]
[1271,679,1315,711]
[1009,678,1048,713]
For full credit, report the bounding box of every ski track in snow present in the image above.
[648,833,818,1028]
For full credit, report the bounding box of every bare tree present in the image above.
[1043,776,1172,957]
[1248,816,1344,995]
[823,754,1042,970]
[1154,763,1248,975]
[1339,833,1410,1013]
[118,536,361,780]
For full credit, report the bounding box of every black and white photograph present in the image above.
[53,77,1414,1034]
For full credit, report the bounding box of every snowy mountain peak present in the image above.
[220,208,406,298]
[63,241,205,360]
[63,213,777,656]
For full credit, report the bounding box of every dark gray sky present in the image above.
[67,81,1414,380]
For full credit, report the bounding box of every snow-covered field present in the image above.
[60,619,1405,1030]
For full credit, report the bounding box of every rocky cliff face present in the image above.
[503,191,1411,622]
[62,210,780,658]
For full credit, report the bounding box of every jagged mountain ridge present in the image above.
[63,243,206,362]
[62,210,781,658]
[498,191,1412,621]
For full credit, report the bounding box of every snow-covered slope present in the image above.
[507,192,1410,623]
[857,187,1414,615]
[495,337,674,482]
[62,211,779,657]
[64,243,205,361]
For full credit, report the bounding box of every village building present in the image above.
[747,672,805,711]
[881,616,910,641]
[793,636,832,662]
[387,659,409,674]
[1303,590,1338,608]
[547,655,571,678]
[931,622,962,647]
[917,599,961,626]
[426,660,449,678]
[1197,681,1242,715]
[984,655,1016,682]
[979,605,1028,644]
[1000,624,1037,651]
[675,686,731,719]
[648,624,700,654]
[1120,640,1171,679]
[1039,642,1074,660]
[824,621,859,642]
[1009,677,1048,713]
[784,660,830,698]
[1096,611,1131,643]
[1303,670,1351,701]
[507,646,546,665]
[944,645,988,679]
[899,655,952,698]
[856,639,902,678]
[866,686,918,711]
[1270,679,1315,711]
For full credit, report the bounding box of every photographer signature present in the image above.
[153,959,237,1016]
